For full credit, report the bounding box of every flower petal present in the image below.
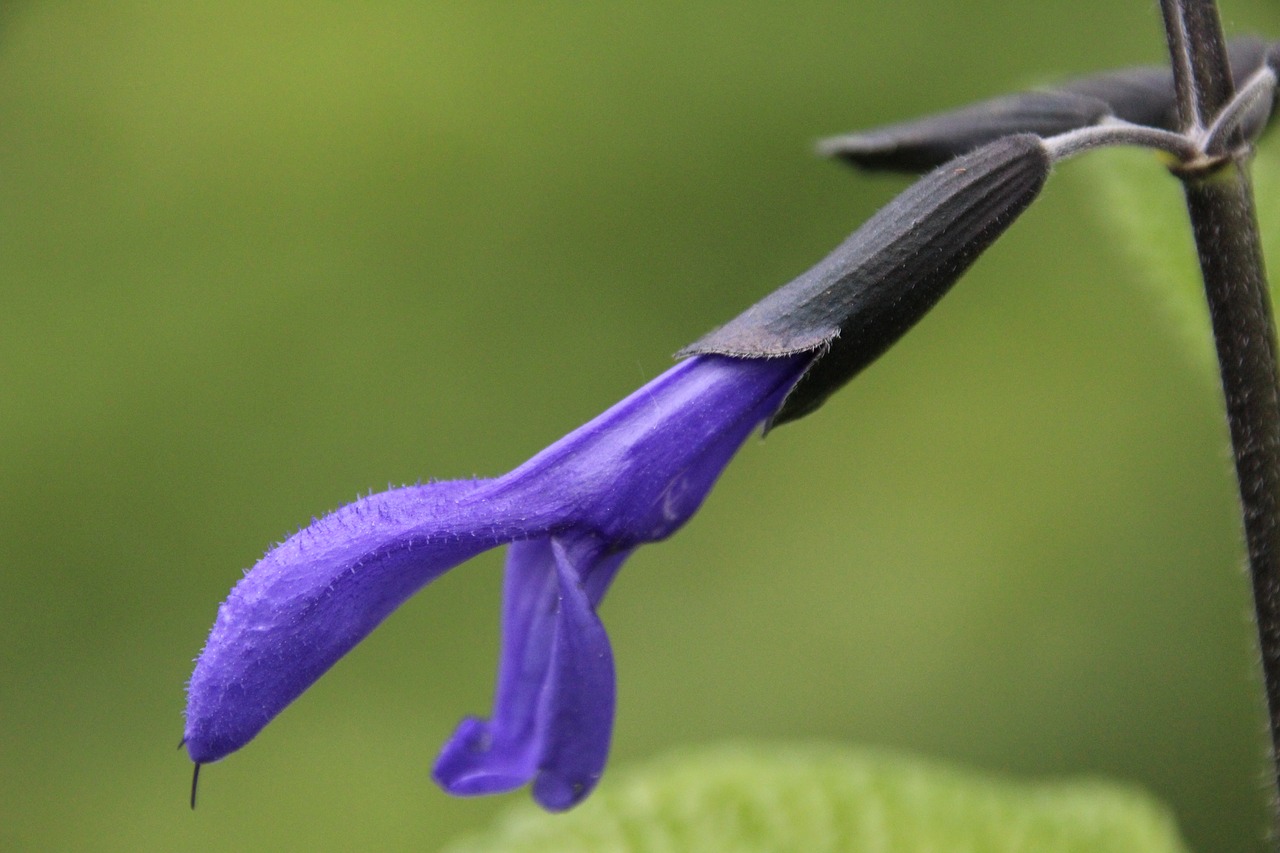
[433,539,561,795]
[434,536,627,808]
[184,480,502,763]
[530,536,618,811]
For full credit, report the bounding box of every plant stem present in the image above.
[1160,0,1280,835]
[1187,165,1280,789]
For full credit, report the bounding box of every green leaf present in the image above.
[1079,137,1280,375]
[441,745,1190,853]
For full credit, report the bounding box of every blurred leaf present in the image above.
[1079,138,1280,375]
[442,745,1190,853]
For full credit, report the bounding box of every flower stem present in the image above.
[1160,0,1280,834]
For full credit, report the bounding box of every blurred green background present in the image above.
[3,2,1280,850]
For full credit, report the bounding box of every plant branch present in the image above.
[1160,0,1235,128]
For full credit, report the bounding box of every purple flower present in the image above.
[183,353,808,810]
[184,132,1053,811]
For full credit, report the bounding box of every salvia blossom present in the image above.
[184,131,1055,807]
[185,352,808,810]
